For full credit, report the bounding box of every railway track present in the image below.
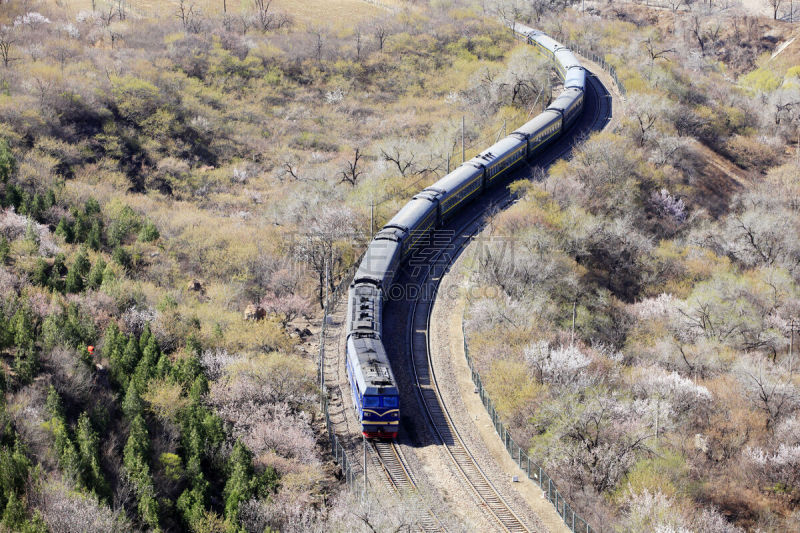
[401,71,610,533]
[370,441,445,532]
[320,69,610,531]
[408,237,531,533]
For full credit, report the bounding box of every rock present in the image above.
[187,279,205,293]
[302,328,313,337]
[244,304,266,321]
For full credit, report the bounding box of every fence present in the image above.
[511,26,627,98]
[566,41,627,97]
[461,318,594,533]
[317,259,361,488]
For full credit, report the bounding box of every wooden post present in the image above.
[363,435,367,501]
[461,116,465,163]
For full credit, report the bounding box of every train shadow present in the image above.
[380,69,612,452]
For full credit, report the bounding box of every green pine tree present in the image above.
[45,386,63,419]
[223,441,254,523]
[76,412,109,499]
[86,219,102,250]
[123,414,150,467]
[31,258,48,287]
[122,381,143,420]
[0,236,9,264]
[55,217,73,244]
[12,309,35,353]
[1,490,25,530]
[0,139,15,183]
[87,257,106,290]
[65,249,90,293]
[84,197,101,216]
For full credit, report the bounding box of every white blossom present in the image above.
[0,208,59,256]
[623,489,690,532]
[62,23,80,39]
[76,11,98,24]
[199,348,239,381]
[445,90,461,104]
[14,12,51,27]
[630,293,677,321]
[120,306,157,336]
[325,88,344,104]
[524,342,591,386]
[651,188,687,223]
[635,368,712,417]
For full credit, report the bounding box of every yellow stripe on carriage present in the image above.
[362,409,399,416]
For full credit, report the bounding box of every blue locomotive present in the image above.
[345,25,587,439]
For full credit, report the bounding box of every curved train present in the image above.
[345,25,586,438]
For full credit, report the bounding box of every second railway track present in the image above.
[407,212,532,533]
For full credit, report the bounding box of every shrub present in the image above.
[111,246,130,270]
[137,221,159,243]
[0,140,14,183]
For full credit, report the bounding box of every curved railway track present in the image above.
[407,197,530,533]
[384,69,611,531]
[323,68,611,530]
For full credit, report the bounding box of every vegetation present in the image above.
[0,0,544,530]
[2,0,796,529]
[465,1,800,530]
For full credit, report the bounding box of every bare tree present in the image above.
[177,0,201,32]
[251,0,290,31]
[115,0,127,20]
[340,148,364,186]
[99,6,116,27]
[740,358,800,430]
[643,38,674,64]
[374,24,388,51]
[381,146,416,176]
[769,0,782,19]
[627,93,664,147]
[0,28,18,68]
[310,26,326,62]
[354,27,363,61]
[690,15,706,55]
[295,207,358,307]
[282,161,299,181]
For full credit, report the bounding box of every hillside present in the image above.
[2,0,798,530]
[0,0,550,531]
[464,2,800,531]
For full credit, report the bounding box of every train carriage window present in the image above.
[382,396,398,407]
[364,396,379,408]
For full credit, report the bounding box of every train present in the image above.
[344,25,587,439]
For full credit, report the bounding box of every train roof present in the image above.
[546,88,584,114]
[514,23,535,36]
[426,162,483,194]
[470,136,526,167]
[554,49,581,71]
[384,196,437,234]
[564,67,586,90]
[347,283,382,338]
[354,238,402,287]
[512,110,562,138]
[347,336,398,395]
[529,32,564,54]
